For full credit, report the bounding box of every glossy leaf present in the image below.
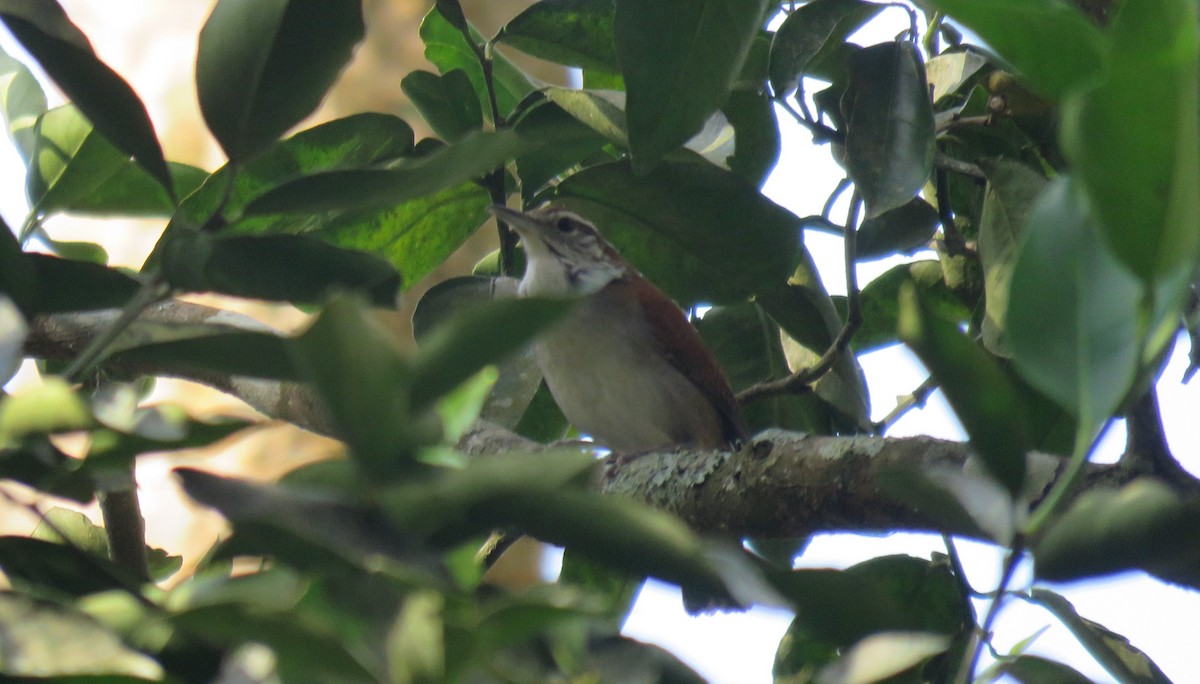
[767,0,882,97]
[498,0,619,73]
[1000,655,1094,684]
[419,6,533,121]
[244,129,526,214]
[1030,589,1172,684]
[615,0,768,172]
[288,294,432,476]
[402,69,482,142]
[195,0,364,161]
[898,282,1027,494]
[855,197,939,261]
[842,41,935,218]
[161,232,401,306]
[0,0,174,198]
[819,632,950,684]
[977,158,1048,357]
[1061,0,1200,285]
[922,0,1106,97]
[0,43,46,163]
[1006,177,1141,425]
[1033,479,1200,586]
[26,105,207,217]
[554,155,802,305]
[512,98,611,199]
[544,87,628,147]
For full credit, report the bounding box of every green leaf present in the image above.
[0,218,35,317]
[419,5,534,122]
[1006,177,1141,426]
[1033,479,1200,586]
[0,0,174,198]
[1061,0,1200,285]
[0,536,133,597]
[722,89,780,188]
[160,231,401,306]
[195,0,364,161]
[855,197,939,261]
[244,129,526,214]
[512,97,611,199]
[976,158,1048,357]
[0,440,95,503]
[615,0,768,172]
[876,466,1010,542]
[288,294,433,476]
[842,41,935,218]
[387,590,445,684]
[402,69,482,142]
[106,327,298,381]
[0,593,162,678]
[0,43,47,163]
[0,377,91,441]
[1000,655,1094,684]
[696,302,829,434]
[26,105,208,217]
[554,155,802,306]
[498,0,619,73]
[0,295,25,385]
[898,282,1028,494]
[921,0,1106,98]
[1029,589,1172,684]
[859,258,969,350]
[544,87,628,148]
[410,297,571,412]
[819,632,951,684]
[767,0,883,97]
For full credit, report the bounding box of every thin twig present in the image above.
[738,193,863,405]
[956,539,1026,683]
[62,276,169,382]
[875,376,939,433]
[933,151,986,179]
[934,167,970,256]
[775,97,844,145]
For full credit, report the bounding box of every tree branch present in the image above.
[24,302,1196,542]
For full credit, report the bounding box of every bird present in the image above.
[487,204,747,452]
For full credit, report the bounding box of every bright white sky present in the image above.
[3,5,1200,684]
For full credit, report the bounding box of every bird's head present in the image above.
[488,204,630,298]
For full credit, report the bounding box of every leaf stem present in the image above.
[955,538,1026,683]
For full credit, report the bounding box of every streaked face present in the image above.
[489,205,628,297]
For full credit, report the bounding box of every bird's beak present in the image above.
[487,204,540,238]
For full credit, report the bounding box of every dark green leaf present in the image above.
[106,328,298,381]
[512,98,611,199]
[1061,0,1200,285]
[855,197,939,260]
[0,440,95,503]
[543,87,628,148]
[0,218,36,317]
[922,0,1106,97]
[615,0,768,171]
[402,69,482,142]
[768,0,883,97]
[898,282,1027,494]
[0,536,133,597]
[26,254,138,315]
[0,0,174,198]
[976,158,1048,357]
[161,232,401,306]
[1030,589,1172,684]
[843,41,935,218]
[410,297,571,411]
[876,466,1007,542]
[1034,479,1200,586]
[697,302,828,433]
[57,162,208,218]
[1006,177,1141,425]
[288,294,433,475]
[244,129,526,214]
[554,155,802,306]
[498,0,619,72]
[0,43,47,163]
[722,89,780,188]
[419,6,534,121]
[1000,655,1094,684]
[176,468,436,568]
[195,0,364,161]
[514,381,570,442]
[855,260,967,353]
[845,554,971,635]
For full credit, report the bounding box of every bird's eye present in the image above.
[555,218,575,233]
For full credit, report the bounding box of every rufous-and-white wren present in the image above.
[488,204,747,451]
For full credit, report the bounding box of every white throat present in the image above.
[518,250,625,298]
